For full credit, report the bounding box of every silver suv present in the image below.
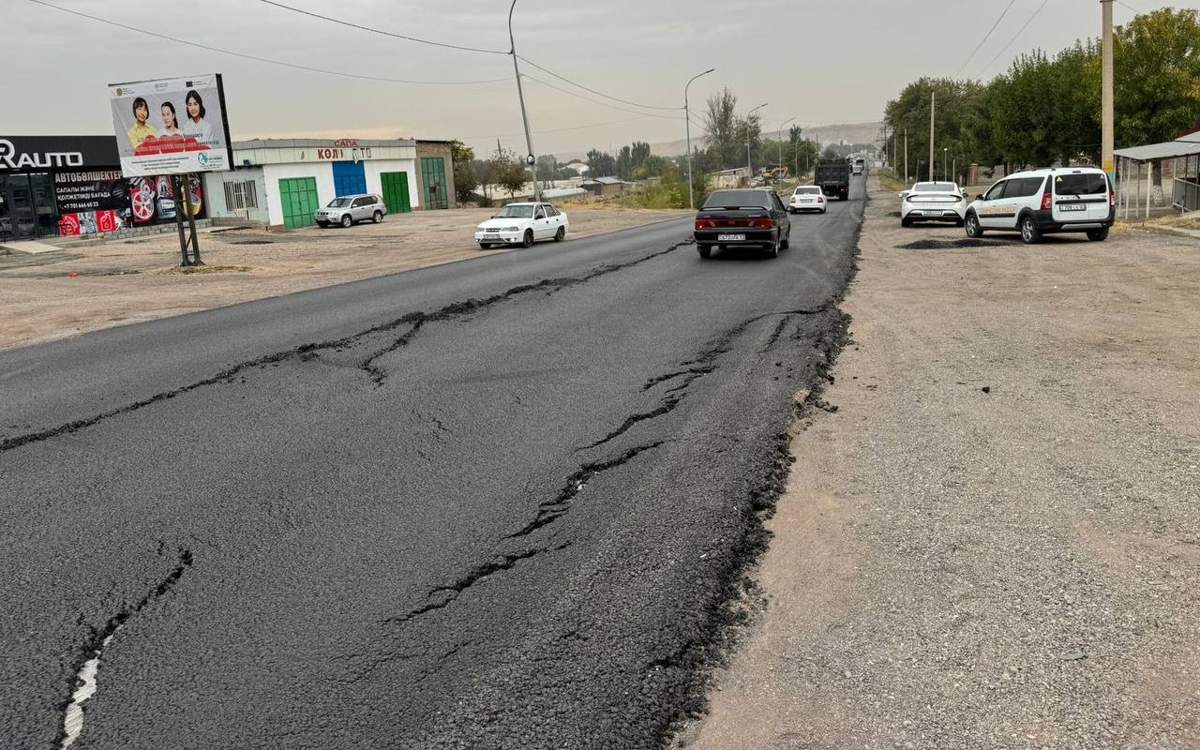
[316,194,386,228]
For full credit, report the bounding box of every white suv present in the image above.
[964,168,1114,244]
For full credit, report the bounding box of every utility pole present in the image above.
[929,91,936,182]
[1102,0,1115,185]
[508,0,540,202]
[904,128,909,184]
[684,68,715,210]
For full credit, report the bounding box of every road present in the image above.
[1,180,863,749]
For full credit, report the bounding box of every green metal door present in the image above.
[420,158,448,209]
[380,172,411,214]
[278,177,319,229]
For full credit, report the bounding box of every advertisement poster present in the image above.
[108,73,233,178]
[54,171,205,236]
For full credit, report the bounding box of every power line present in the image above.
[978,0,1051,76]
[957,0,1017,76]
[258,0,509,56]
[26,0,508,86]
[460,114,670,141]
[521,74,683,121]
[517,56,682,112]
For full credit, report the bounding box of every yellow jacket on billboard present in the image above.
[127,122,156,149]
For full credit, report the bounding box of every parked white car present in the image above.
[964,167,1115,244]
[899,181,967,226]
[788,185,827,214]
[475,202,569,249]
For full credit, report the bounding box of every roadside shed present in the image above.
[1115,130,1200,219]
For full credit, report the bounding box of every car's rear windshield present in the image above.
[496,205,535,218]
[328,198,352,207]
[795,187,821,195]
[703,190,770,209]
[913,183,957,192]
[1055,173,1108,196]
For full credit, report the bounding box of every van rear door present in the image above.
[1052,172,1110,223]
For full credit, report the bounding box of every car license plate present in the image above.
[1060,204,1086,212]
[483,234,500,240]
[717,234,746,242]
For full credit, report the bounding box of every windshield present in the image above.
[795,187,822,195]
[1055,173,1108,196]
[913,183,957,193]
[495,205,535,219]
[327,198,353,208]
[703,190,771,209]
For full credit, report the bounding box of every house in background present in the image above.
[580,176,630,197]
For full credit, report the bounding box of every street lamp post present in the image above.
[685,67,715,210]
[746,103,767,182]
[508,0,540,202]
[778,117,796,178]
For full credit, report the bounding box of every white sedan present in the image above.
[899,181,967,227]
[788,185,827,214]
[475,202,569,249]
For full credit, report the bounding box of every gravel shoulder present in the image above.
[681,177,1200,749]
[0,206,689,351]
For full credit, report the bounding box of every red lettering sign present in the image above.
[333,139,359,148]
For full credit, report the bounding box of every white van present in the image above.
[964,167,1115,244]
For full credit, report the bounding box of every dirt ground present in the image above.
[682,179,1200,748]
[0,205,689,350]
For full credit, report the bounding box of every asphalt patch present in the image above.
[896,238,1007,250]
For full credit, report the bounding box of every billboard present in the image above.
[108,74,233,178]
[53,170,206,237]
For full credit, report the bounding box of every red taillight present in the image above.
[1041,191,1052,211]
[748,217,774,229]
[817,196,825,203]
[695,218,715,230]
[1109,189,1116,207]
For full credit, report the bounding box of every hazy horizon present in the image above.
[8,0,1196,157]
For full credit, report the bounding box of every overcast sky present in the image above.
[7,0,1197,156]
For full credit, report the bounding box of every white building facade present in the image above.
[204,138,421,229]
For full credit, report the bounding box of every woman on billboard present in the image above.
[160,101,182,136]
[181,90,216,146]
[127,97,158,148]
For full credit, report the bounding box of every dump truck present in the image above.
[815,159,851,201]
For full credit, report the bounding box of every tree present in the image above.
[586,148,617,177]
[491,147,528,198]
[450,141,477,204]
[616,145,633,180]
[703,87,741,169]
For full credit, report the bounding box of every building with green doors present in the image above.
[415,140,457,210]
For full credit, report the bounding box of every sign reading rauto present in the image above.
[108,73,234,178]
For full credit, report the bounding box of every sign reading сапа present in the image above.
[108,73,233,178]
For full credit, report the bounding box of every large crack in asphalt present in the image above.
[59,547,194,748]
[0,240,690,455]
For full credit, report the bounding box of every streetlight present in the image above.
[746,103,767,181]
[684,67,716,210]
[508,0,540,202]
[778,117,797,179]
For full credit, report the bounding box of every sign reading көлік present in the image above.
[108,73,234,178]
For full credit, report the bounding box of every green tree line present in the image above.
[884,8,1200,181]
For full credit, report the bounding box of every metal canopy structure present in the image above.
[1114,131,1200,217]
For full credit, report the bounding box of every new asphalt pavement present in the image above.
[1,179,863,749]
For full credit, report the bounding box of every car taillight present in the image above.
[817,196,825,203]
[748,217,774,229]
[695,218,715,230]
[1109,189,1116,207]
[1041,191,1052,211]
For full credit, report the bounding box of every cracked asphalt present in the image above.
[0,180,863,749]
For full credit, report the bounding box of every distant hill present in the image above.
[553,121,882,162]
